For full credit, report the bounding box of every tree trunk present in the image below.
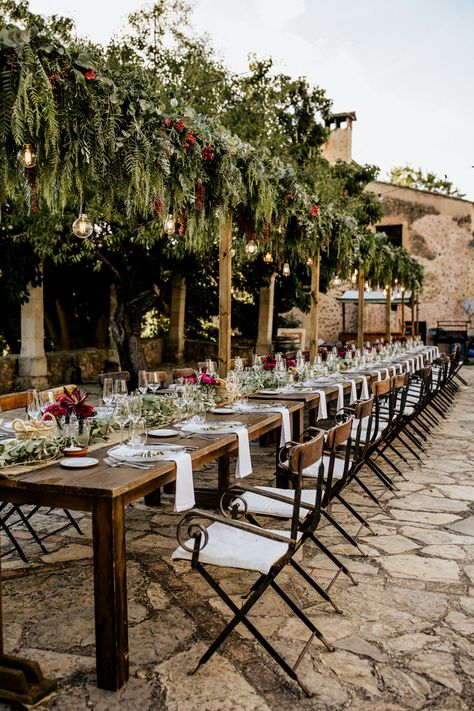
[111,289,156,388]
[218,211,233,377]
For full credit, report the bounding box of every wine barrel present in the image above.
[274,335,300,354]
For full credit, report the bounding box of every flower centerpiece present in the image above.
[44,387,95,427]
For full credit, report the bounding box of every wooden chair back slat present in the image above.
[98,371,130,386]
[0,384,77,413]
[288,430,325,472]
[326,418,352,449]
[354,398,373,420]
[172,368,195,381]
[372,377,391,397]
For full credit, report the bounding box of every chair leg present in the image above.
[334,493,377,535]
[307,532,358,586]
[321,509,367,556]
[289,559,342,613]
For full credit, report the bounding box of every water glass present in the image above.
[148,371,161,395]
[114,399,130,442]
[128,393,142,424]
[27,389,41,421]
[102,378,114,407]
[113,379,128,401]
[138,370,148,395]
[129,418,147,448]
[76,420,90,448]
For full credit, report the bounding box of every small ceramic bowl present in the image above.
[61,446,89,457]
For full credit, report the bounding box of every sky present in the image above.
[28,0,474,200]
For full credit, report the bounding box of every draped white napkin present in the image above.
[360,376,370,400]
[234,404,291,446]
[161,450,195,512]
[407,358,415,374]
[335,383,344,412]
[345,379,358,404]
[232,427,252,478]
[314,390,328,420]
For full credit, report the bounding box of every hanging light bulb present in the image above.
[245,239,257,255]
[282,262,290,277]
[18,143,37,168]
[263,251,273,264]
[72,213,93,239]
[351,268,358,284]
[230,248,236,257]
[385,284,390,291]
[164,213,175,235]
[332,274,342,287]
[306,256,314,267]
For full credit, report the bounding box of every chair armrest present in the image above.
[221,483,316,519]
[176,508,297,553]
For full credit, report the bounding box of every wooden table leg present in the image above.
[292,409,304,441]
[195,454,230,507]
[92,497,129,691]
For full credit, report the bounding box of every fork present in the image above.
[104,457,153,470]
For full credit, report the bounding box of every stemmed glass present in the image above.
[138,370,148,395]
[113,379,128,402]
[128,393,142,426]
[147,371,161,395]
[102,378,114,407]
[205,359,217,376]
[26,390,41,421]
[114,398,130,443]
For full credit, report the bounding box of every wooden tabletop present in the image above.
[0,402,303,503]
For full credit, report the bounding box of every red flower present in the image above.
[76,403,95,419]
[183,131,196,149]
[183,375,198,384]
[84,69,96,81]
[286,359,296,368]
[164,118,173,128]
[174,119,185,133]
[202,144,215,161]
[310,203,319,217]
[154,199,164,214]
[44,403,68,418]
[286,192,294,201]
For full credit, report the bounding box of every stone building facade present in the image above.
[293,113,474,345]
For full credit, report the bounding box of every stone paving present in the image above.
[1,369,473,710]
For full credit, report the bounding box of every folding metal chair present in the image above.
[172,433,334,696]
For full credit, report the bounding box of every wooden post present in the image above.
[309,248,321,361]
[401,289,405,336]
[357,269,365,350]
[218,211,233,377]
[342,302,346,333]
[164,272,186,363]
[256,273,276,354]
[410,291,415,337]
[415,290,420,338]
[385,286,392,342]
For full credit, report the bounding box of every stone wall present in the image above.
[291,182,474,345]
[0,337,257,394]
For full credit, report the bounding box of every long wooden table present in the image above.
[0,402,303,697]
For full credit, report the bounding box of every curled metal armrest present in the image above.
[176,508,297,553]
[221,483,316,519]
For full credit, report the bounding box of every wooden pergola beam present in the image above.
[309,248,321,361]
[357,269,365,350]
[218,211,233,377]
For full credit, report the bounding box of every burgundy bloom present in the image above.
[310,203,319,217]
[174,119,185,133]
[200,373,219,386]
[76,403,95,419]
[44,403,68,418]
[202,144,215,161]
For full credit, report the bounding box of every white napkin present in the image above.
[241,406,291,446]
[314,390,328,420]
[360,376,370,400]
[232,427,252,478]
[335,383,344,412]
[407,358,415,374]
[161,450,195,512]
[345,379,358,405]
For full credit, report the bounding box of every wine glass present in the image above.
[129,418,147,448]
[148,371,161,395]
[128,393,142,425]
[113,379,128,402]
[26,390,41,421]
[138,370,148,395]
[114,399,130,443]
[205,359,217,376]
[102,378,114,407]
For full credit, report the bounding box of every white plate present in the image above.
[108,444,184,462]
[60,457,98,469]
[210,408,235,414]
[148,428,180,437]
[236,403,273,411]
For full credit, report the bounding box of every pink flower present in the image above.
[310,203,319,217]
[200,373,219,386]
[286,359,296,368]
[174,119,185,133]
[183,375,198,384]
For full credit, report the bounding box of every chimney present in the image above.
[322,111,356,163]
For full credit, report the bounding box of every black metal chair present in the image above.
[172,432,334,696]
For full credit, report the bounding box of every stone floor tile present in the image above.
[448,515,474,536]
[379,554,460,582]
